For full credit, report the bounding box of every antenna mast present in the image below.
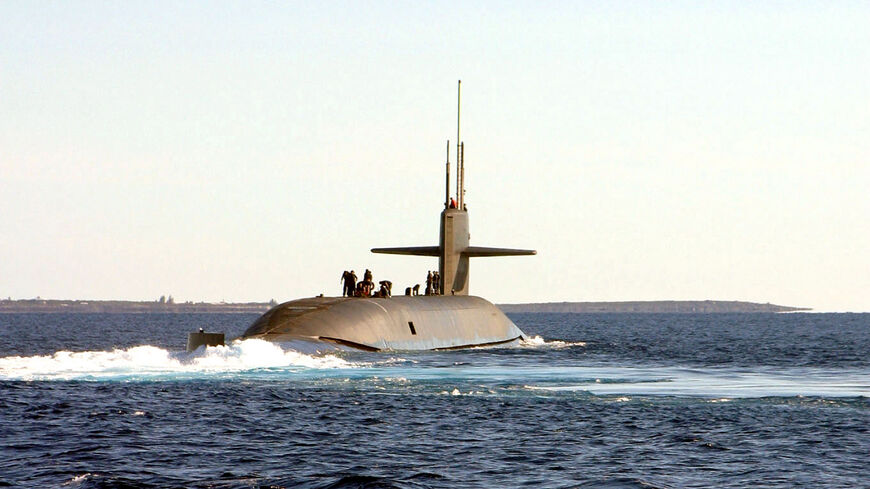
[456,80,462,209]
[445,140,450,208]
[460,142,465,209]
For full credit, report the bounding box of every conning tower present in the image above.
[371,80,535,294]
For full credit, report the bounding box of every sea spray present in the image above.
[519,335,586,348]
[0,339,357,381]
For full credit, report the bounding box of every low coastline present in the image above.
[0,299,271,314]
[0,298,809,314]
[498,300,810,313]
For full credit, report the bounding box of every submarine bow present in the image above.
[241,295,524,351]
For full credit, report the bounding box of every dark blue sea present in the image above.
[1,313,868,488]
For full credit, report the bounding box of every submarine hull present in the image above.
[240,295,525,351]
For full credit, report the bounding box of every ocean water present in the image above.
[0,313,868,488]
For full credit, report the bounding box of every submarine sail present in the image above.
[240,81,535,351]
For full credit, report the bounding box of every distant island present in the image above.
[498,300,810,313]
[0,298,274,314]
[0,298,809,313]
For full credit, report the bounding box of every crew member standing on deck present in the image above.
[348,270,358,297]
[341,270,356,297]
[433,271,441,295]
[355,269,373,297]
[425,271,433,295]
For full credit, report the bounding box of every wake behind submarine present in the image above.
[189,82,535,352]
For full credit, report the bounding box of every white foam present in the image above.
[519,335,586,348]
[66,473,92,484]
[0,339,357,381]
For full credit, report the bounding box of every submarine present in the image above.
[193,82,535,352]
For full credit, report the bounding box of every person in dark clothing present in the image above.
[360,279,374,297]
[364,269,373,283]
[346,270,359,297]
[341,270,354,297]
[425,271,433,295]
[433,271,441,295]
[378,280,392,298]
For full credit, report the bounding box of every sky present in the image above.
[1,1,868,311]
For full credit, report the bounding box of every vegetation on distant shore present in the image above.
[498,300,810,313]
[0,298,275,313]
[0,298,809,313]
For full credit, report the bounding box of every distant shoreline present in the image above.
[498,300,811,313]
[0,298,810,314]
[0,299,272,314]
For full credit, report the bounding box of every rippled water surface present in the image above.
[1,312,868,488]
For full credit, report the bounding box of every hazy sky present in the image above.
[1,2,868,311]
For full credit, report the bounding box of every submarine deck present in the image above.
[241,295,525,351]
